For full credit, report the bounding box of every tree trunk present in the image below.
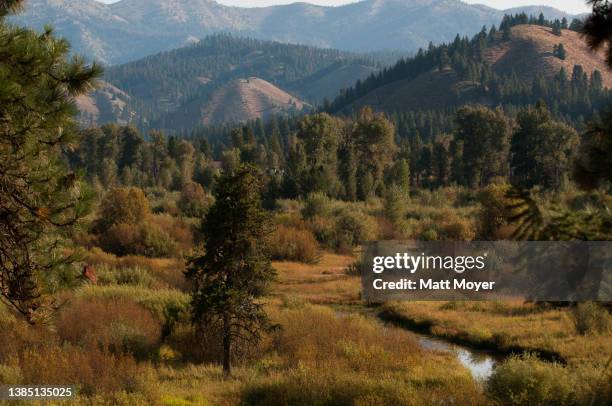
[223,312,231,377]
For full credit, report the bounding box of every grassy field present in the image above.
[379,301,612,366]
[1,248,610,405]
[0,252,489,405]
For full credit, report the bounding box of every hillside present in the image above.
[162,77,309,127]
[76,81,132,126]
[342,24,612,114]
[13,0,580,65]
[485,25,612,87]
[81,35,376,128]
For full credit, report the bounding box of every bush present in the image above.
[140,222,179,257]
[57,298,162,360]
[488,354,574,405]
[383,185,408,226]
[306,215,337,248]
[269,225,321,263]
[301,192,332,219]
[94,187,151,233]
[98,222,178,258]
[478,182,512,239]
[97,265,154,288]
[332,209,378,251]
[572,302,611,335]
[177,181,212,217]
[75,285,189,339]
[148,214,194,254]
[0,313,50,364]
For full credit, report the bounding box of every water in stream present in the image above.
[414,334,500,381]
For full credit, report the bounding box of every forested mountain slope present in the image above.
[330,22,611,125]
[14,0,580,65]
[77,35,376,129]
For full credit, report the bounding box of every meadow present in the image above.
[1,186,610,405]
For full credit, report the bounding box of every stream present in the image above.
[413,333,502,381]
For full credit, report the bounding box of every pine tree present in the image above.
[554,43,567,60]
[454,106,510,187]
[583,0,612,67]
[552,20,563,36]
[0,0,101,320]
[186,164,275,377]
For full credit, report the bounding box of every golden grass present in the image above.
[381,301,612,367]
[85,248,188,290]
[272,253,361,305]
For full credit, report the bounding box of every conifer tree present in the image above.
[454,106,510,187]
[186,164,275,377]
[0,0,101,320]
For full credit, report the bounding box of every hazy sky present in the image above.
[95,1,591,15]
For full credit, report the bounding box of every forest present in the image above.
[0,0,611,405]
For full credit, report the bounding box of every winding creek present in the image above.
[412,333,501,381]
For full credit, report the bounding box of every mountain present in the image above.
[13,0,581,65]
[78,35,378,128]
[164,77,308,127]
[328,22,612,127]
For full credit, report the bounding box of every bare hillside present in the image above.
[76,81,132,126]
[486,25,612,87]
[199,78,308,126]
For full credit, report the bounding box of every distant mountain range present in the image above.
[77,35,379,128]
[13,0,581,65]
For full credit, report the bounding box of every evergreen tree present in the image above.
[186,164,275,377]
[352,108,397,198]
[296,113,341,196]
[583,0,612,67]
[511,104,579,189]
[553,43,567,60]
[0,0,101,320]
[552,20,563,36]
[454,106,510,187]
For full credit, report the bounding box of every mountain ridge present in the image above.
[78,34,378,129]
[13,0,581,65]
[337,24,612,115]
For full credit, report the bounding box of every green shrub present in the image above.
[97,265,154,288]
[383,185,408,226]
[301,192,332,220]
[488,354,574,405]
[333,209,378,250]
[140,222,179,258]
[94,187,151,233]
[572,302,611,335]
[98,222,178,258]
[307,215,337,248]
[419,228,439,241]
[269,225,321,263]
